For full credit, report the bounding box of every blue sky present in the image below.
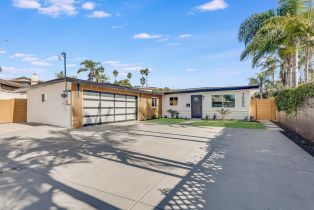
[0,0,277,88]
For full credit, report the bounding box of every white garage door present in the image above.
[83,90,137,126]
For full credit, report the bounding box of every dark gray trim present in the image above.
[164,85,259,95]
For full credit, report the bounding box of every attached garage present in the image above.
[27,78,162,128]
[83,90,137,126]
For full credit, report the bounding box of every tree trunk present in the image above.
[294,43,299,87]
[260,83,263,99]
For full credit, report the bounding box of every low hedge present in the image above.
[275,83,314,115]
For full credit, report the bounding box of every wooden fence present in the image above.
[250,99,276,121]
[0,99,27,123]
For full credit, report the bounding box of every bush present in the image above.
[275,83,314,115]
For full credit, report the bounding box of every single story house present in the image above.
[27,78,162,128]
[162,86,258,120]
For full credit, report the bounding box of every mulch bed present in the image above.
[274,122,314,157]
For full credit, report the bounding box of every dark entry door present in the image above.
[191,95,202,118]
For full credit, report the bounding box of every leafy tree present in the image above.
[249,72,270,99]
[112,69,119,83]
[140,76,146,87]
[95,66,110,83]
[77,60,101,81]
[55,71,65,78]
[114,79,132,87]
[217,109,231,120]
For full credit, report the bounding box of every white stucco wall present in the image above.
[27,82,72,127]
[162,89,254,120]
[0,91,27,99]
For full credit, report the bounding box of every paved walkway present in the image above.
[0,122,313,209]
[260,120,284,131]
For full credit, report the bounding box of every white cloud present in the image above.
[87,10,111,18]
[196,0,228,12]
[22,56,39,61]
[133,33,163,40]
[10,53,33,58]
[12,0,41,9]
[30,61,52,66]
[177,34,192,39]
[0,50,7,54]
[1,66,43,74]
[46,55,59,61]
[12,0,77,17]
[82,1,94,10]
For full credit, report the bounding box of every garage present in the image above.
[83,90,137,126]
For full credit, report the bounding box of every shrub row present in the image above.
[275,83,314,115]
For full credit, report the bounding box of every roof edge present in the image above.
[164,85,259,94]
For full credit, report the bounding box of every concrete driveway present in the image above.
[0,122,314,210]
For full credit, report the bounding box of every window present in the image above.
[223,94,235,107]
[212,94,235,108]
[152,97,158,107]
[170,97,178,106]
[212,95,222,107]
[41,94,47,102]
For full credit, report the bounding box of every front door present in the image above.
[191,95,202,118]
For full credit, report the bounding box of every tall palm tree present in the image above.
[112,69,119,83]
[143,68,150,87]
[55,71,65,79]
[258,56,278,96]
[95,66,110,83]
[140,77,146,87]
[127,72,132,81]
[249,72,270,99]
[77,60,101,81]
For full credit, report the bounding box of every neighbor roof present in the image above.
[29,78,162,95]
[164,85,259,94]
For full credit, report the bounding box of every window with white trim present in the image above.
[212,94,235,108]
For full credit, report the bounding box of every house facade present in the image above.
[27,78,162,128]
[162,86,258,120]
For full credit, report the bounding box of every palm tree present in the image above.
[143,68,150,87]
[127,72,132,81]
[140,76,146,87]
[249,72,270,99]
[112,69,119,83]
[77,60,101,81]
[95,66,110,83]
[55,71,65,78]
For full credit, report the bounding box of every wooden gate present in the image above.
[0,99,27,123]
[250,99,276,121]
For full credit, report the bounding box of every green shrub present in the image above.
[275,83,314,115]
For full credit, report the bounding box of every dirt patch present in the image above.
[274,122,314,157]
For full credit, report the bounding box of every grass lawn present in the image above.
[148,118,188,125]
[190,120,264,129]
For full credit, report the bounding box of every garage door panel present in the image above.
[84,100,100,107]
[101,108,114,115]
[126,108,136,114]
[115,95,126,101]
[126,102,136,107]
[100,93,114,100]
[101,101,114,108]
[115,101,126,107]
[83,91,100,99]
[83,108,101,116]
[83,116,100,125]
[115,108,126,114]
[115,115,126,121]
[126,96,136,102]
[126,114,136,120]
[101,115,115,123]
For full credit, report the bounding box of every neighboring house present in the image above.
[0,73,40,99]
[27,78,162,128]
[162,86,258,120]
